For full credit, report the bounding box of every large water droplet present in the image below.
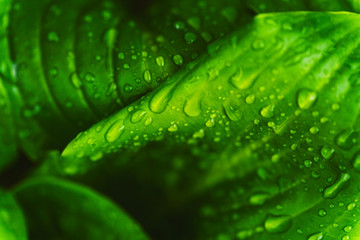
[264,214,292,234]
[223,100,243,122]
[323,173,351,199]
[149,83,175,113]
[297,89,317,109]
[105,119,125,143]
[184,95,202,117]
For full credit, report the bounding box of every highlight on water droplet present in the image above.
[173,54,184,66]
[353,151,360,172]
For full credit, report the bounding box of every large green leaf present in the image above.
[14,177,149,240]
[0,190,27,240]
[60,11,360,175]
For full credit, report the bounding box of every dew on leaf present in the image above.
[105,119,125,143]
[264,214,292,234]
[323,173,351,199]
[320,145,335,159]
[297,89,317,109]
[307,232,324,240]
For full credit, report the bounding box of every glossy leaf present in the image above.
[61,12,360,176]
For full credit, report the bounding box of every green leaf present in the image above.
[0,0,17,170]
[60,11,360,176]
[246,0,356,13]
[13,177,149,240]
[0,190,27,240]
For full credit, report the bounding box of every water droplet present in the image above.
[320,146,335,159]
[48,31,59,42]
[245,94,255,104]
[230,67,255,90]
[336,129,358,150]
[124,84,133,93]
[343,225,352,233]
[143,69,152,84]
[49,67,59,76]
[144,117,153,126]
[307,232,324,240]
[168,123,178,132]
[70,73,82,88]
[252,39,265,50]
[297,89,317,109]
[187,17,200,30]
[309,126,319,134]
[342,234,350,240]
[174,21,185,30]
[184,96,202,117]
[130,110,147,123]
[249,192,270,205]
[184,32,197,44]
[84,73,95,83]
[223,100,243,122]
[260,104,275,118]
[264,214,292,234]
[149,83,175,113]
[173,55,184,66]
[352,152,360,172]
[318,208,327,217]
[206,118,215,128]
[323,173,351,199]
[105,119,125,143]
[347,202,356,210]
[156,56,165,67]
[118,52,125,60]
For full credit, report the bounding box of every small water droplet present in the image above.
[318,208,327,217]
[252,39,265,50]
[249,192,270,205]
[143,69,152,84]
[184,96,202,117]
[84,73,95,83]
[264,214,292,234]
[297,89,317,109]
[184,32,197,44]
[149,83,175,113]
[323,173,351,199]
[124,84,133,93]
[336,129,358,150]
[173,55,184,66]
[223,100,243,122]
[245,94,255,104]
[320,145,335,159]
[307,232,324,240]
[230,67,255,90]
[156,56,165,67]
[168,123,179,132]
[70,73,82,88]
[260,104,275,118]
[206,118,215,128]
[48,31,59,42]
[130,110,147,123]
[352,152,360,172]
[105,119,125,143]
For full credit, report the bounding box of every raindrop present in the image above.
[323,173,351,199]
[264,214,292,234]
[297,89,317,109]
[105,119,125,143]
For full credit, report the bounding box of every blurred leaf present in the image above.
[14,177,149,240]
[0,190,27,240]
